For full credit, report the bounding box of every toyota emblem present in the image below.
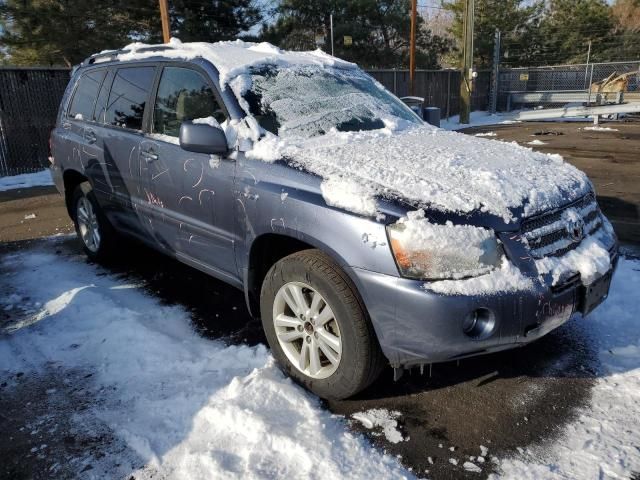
[565,213,585,242]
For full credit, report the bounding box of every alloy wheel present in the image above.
[272,281,342,379]
[76,196,101,253]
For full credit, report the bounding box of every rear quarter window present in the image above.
[105,66,156,131]
[68,70,106,121]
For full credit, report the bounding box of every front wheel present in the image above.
[260,249,384,399]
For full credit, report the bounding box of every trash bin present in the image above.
[400,97,440,127]
[400,96,425,116]
[423,107,440,127]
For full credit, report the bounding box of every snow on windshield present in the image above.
[240,65,421,139]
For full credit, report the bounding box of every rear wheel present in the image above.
[71,183,116,261]
[260,249,384,399]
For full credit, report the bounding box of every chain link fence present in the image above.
[497,61,640,110]
[0,67,71,177]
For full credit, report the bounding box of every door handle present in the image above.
[84,129,97,144]
[141,150,158,162]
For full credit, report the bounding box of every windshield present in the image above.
[241,65,422,139]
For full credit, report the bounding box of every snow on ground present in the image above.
[474,131,497,137]
[0,240,413,480]
[440,111,522,131]
[0,170,53,192]
[583,126,619,132]
[526,139,547,146]
[1,239,639,478]
[492,256,640,479]
[351,409,407,444]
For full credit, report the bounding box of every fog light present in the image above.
[462,308,495,339]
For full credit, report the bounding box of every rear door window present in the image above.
[105,66,156,131]
[153,67,227,137]
[68,70,106,121]
[93,70,114,123]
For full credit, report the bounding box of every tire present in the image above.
[71,182,116,262]
[260,249,385,399]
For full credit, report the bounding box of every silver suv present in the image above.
[50,40,618,399]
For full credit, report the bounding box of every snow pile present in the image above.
[535,216,615,286]
[423,213,614,294]
[0,242,413,480]
[583,126,619,132]
[247,125,590,223]
[424,257,534,295]
[320,177,378,216]
[474,131,497,137]
[494,256,640,479]
[463,461,482,473]
[527,139,547,146]
[351,409,407,444]
[391,209,501,280]
[0,170,54,192]
[192,116,222,128]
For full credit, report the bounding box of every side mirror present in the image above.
[179,122,228,155]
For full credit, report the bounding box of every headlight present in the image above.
[386,210,504,280]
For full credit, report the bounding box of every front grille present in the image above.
[521,193,602,258]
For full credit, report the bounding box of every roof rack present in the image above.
[81,44,178,67]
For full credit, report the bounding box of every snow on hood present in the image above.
[248,125,592,223]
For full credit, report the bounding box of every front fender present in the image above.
[235,157,400,278]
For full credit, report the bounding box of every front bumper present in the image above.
[350,246,618,368]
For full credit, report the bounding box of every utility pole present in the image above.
[159,0,171,43]
[409,0,417,96]
[459,0,474,123]
[330,14,334,56]
[489,29,501,114]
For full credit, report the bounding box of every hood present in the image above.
[247,125,592,224]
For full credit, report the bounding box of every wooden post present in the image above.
[459,0,474,123]
[409,0,417,96]
[159,0,171,43]
[489,29,501,113]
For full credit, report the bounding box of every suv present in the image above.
[50,40,618,399]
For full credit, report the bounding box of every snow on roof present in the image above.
[104,38,356,88]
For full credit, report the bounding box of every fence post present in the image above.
[489,29,501,113]
[583,40,592,89]
[446,70,451,119]
[587,63,595,105]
